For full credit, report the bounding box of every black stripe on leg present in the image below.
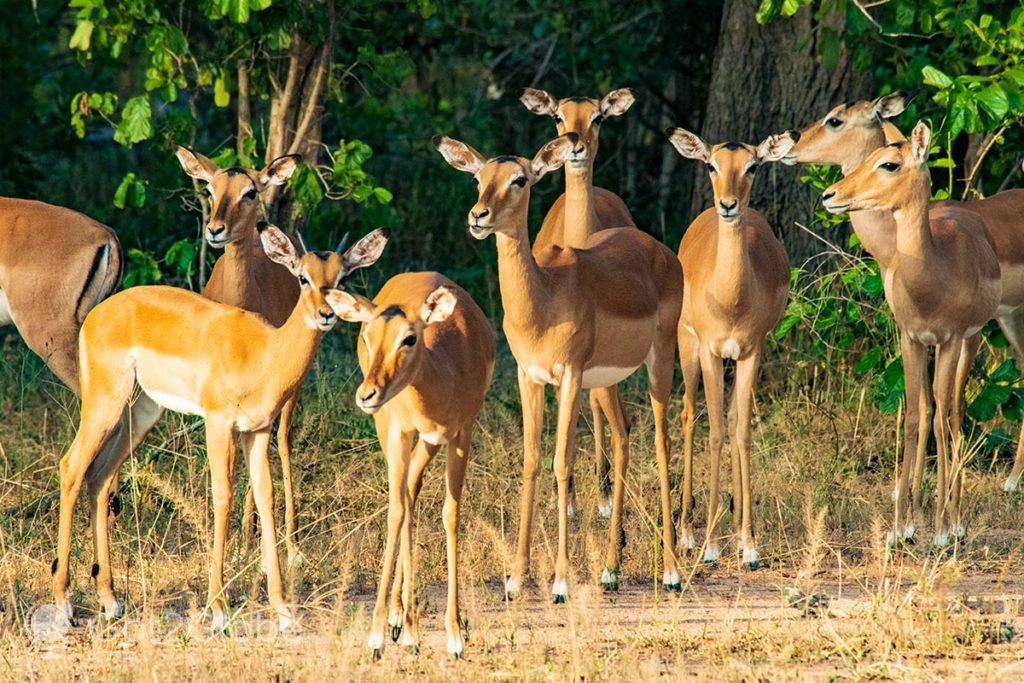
[74,244,108,322]
[51,558,58,575]
[91,563,100,578]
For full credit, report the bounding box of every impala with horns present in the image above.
[177,147,311,566]
[822,122,1000,546]
[435,132,683,599]
[51,224,389,632]
[668,127,796,569]
[521,86,636,520]
[328,272,494,660]
[0,198,122,394]
[783,93,1024,498]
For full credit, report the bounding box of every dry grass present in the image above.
[2,334,1024,681]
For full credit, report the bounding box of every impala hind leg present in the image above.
[733,348,763,570]
[507,367,545,599]
[368,420,413,658]
[893,336,929,545]
[52,376,135,622]
[594,388,630,591]
[932,338,962,547]
[678,329,700,552]
[277,394,300,567]
[648,338,679,589]
[443,428,472,659]
[949,333,980,540]
[388,438,438,643]
[592,390,612,518]
[552,368,583,604]
[999,311,1024,492]
[87,396,163,619]
[698,345,726,564]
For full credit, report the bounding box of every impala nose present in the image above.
[356,386,382,413]
[207,224,227,243]
[822,191,836,203]
[470,208,490,221]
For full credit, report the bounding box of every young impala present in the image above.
[50,224,389,631]
[822,122,1000,545]
[521,87,636,519]
[435,133,683,599]
[328,272,495,659]
[784,93,1024,521]
[668,128,796,568]
[176,148,306,564]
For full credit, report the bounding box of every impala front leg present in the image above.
[594,388,630,591]
[932,338,962,547]
[894,335,928,544]
[552,366,583,603]
[949,333,979,540]
[678,329,700,552]
[277,394,300,567]
[698,345,725,563]
[444,428,472,658]
[507,366,545,599]
[733,347,762,570]
[205,420,236,632]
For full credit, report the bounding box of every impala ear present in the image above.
[325,289,375,323]
[341,228,390,274]
[666,128,710,163]
[531,134,577,178]
[599,88,635,118]
[909,120,931,165]
[872,92,907,120]
[258,154,301,188]
[755,131,799,163]
[420,287,457,325]
[520,88,559,117]
[175,146,218,182]
[258,222,300,273]
[433,136,486,174]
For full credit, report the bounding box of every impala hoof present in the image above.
[742,548,761,571]
[679,528,696,551]
[1005,474,1021,492]
[102,598,124,621]
[388,612,402,642]
[703,544,721,565]
[597,498,613,519]
[447,631,465,659]
[372,648,383,662]
[551,578,568,604]
[951,524,966,541]
[663,570,681,592]
[398,628,419,650]
[601,567,620,592]
[209,611,229,635]
[504,576,522,600]
[367,630,385,659]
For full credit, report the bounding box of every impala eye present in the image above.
[553,114,563,125]
[825,117,844,129]
[402,334,416,347]
[879,162,901,172]
[298,275,309,286]
[511,176,527,188]
[745,164,758,176]
[242,188,258,200]
[707,163,717,174]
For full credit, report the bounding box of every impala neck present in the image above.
[562,162,601,247]
[843,125,898,268]
[892,178,935,263]
[711,217,751,309]
[266,299,324,396]
[218,232,261,306]
[494,207,551,331]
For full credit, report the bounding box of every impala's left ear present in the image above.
[599,88,635,118]
[909,120,931,165]
[520,88,559,117]
[258,222,300,273]
[530,133,577,178]
[341,228,391,274]
[420,287,457,325]
[258,154,302,188]
[325,289,375,323]
[755,131,800,163]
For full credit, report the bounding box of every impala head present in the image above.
[782,92,907,168]
[520,88,635,169]
[175,147,301,248]
[258,223,390,332]
[667,128,799,222]
[327,286,457,413]
[433,134,576,238]
[822,121,932,215]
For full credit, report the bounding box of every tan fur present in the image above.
[435,133,683,596]
[787,96,1024,496]
[176,147,305,563]
[668,129,794,565]
[0,198,122,394]
[329,272,494,657]
[521,88,637,521]
[51,226,388,630]
[823,123,1000,544]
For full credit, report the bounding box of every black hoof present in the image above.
[372,648,382,662]
[552,594,566,605]
[450,651,462,661]
[743,560,760,572]
[664,582,682,593]
[602,581,620,593]
[391,624,402,642]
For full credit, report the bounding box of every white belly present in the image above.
[526,364,564,386]
[143,389,205,417]
[582,365,639,389]
[420,431,448,446]
[0,290,12,327]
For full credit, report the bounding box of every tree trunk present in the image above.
[692,0,873,260]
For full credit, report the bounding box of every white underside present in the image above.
[420,431,447,445]
[144,389,205,418]
[0,290,12,327]
[582,365,640,389]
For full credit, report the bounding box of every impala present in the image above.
[668,128,796,568]
[784,93,1024,518]
[822,122,1000,545]
[521,87,636,519]
[50,224,389,631]
[176,147,306,564]
[435,132,683,599]
[0,198,122,394]
[328,272,495,659]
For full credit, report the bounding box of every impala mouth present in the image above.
[205,233,229,248]
[467,223,494,240]
[356,393,387,414]
[780,154,799,166]
[822,200,850,214]
[717,208,740,221]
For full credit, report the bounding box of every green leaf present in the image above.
[372,187,393,204]
[922,65,954,89]
[113,172,145,209]
[122,248,162,288]
[989,359,1020,383]
[114,96,152,147]
[977,83,1009,119]
[69,20,94,51]
[854,347,884,375]
[214,72,230,107]
[818,26,840,70]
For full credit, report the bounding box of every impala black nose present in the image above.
[822,191,835,202]
[471,209,489,220]
[719,199,738,211]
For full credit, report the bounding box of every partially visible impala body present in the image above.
[0,198,122,394]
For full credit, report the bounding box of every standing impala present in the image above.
[822,122,1000,545]
[521,87,636,519]
[435,133,683,599]
[0,198,122,394]
[328,272,495,660]
[668,128,796,568]
[784,93,1024,517]
[50,224,389,631]
[176,148,305,564]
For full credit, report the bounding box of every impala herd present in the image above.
[1,87,1022,659]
